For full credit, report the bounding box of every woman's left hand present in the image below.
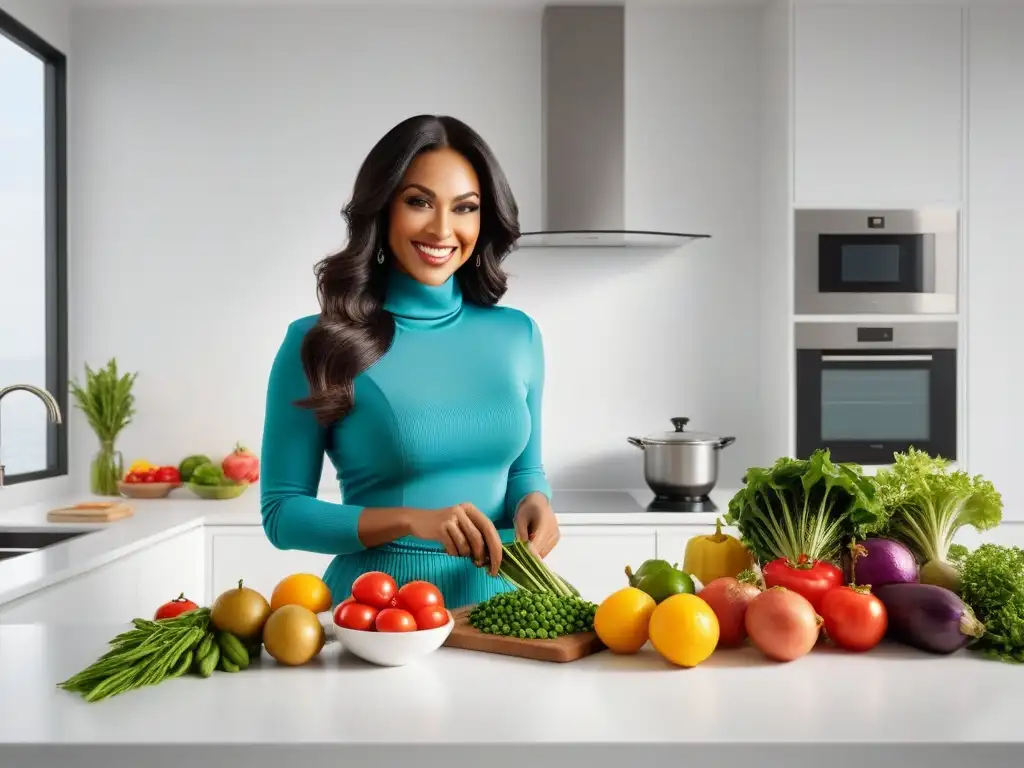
[513,493,560,559]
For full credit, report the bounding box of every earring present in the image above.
[377,247,385,265]
[475,253,481,267]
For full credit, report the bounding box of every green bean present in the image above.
[59,611,212,702]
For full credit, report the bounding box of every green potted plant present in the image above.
[69,359,137,496]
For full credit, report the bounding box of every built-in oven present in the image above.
[795,322,958,465]
[795,208,959,315]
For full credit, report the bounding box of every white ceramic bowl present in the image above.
[332,612,455,667]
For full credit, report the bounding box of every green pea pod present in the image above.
[197,644,220,678]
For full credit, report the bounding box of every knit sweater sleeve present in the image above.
[259,319,368,556]
[502,315,553,523]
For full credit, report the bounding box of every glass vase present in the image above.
[91,440,124,496]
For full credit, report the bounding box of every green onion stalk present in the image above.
[495,539,581,597]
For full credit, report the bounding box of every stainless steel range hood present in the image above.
[516,5,711,250]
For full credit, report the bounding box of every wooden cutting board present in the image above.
[46,501,134,523]
[442,605,606,663]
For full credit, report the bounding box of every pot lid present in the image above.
[641,417,724,445]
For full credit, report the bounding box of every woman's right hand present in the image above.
[408,503,504,576]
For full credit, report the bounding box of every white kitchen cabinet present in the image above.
[793,3,963,205]
[965,6,1024,517]
[206,527,333,605]
[0,529,205,625]
[544,526,656,603]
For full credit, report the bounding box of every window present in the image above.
[0,8,67,485]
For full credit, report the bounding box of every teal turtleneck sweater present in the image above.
[259,267,551,609]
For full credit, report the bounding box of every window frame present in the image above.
[0,8,69,485]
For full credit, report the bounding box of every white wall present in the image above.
[0,0,72,510]
[66,5,767,495]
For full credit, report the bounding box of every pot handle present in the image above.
[718,436,736,449]
[627,437,645,450]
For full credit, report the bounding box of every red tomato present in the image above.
[124,472,142,484]
[137,469,157,483]
[153,466,181,484]
[819,586,888,652]
[395,581,444,613]
[338,596,355,607]
[375,608,417,633]
[414,606,449,630]
[154,593,199,620]
[351,572,397,609]
[334,601,379,631]
[763,557,842,611]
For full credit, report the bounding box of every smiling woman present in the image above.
[260,115,559,611]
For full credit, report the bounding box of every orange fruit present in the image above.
[648,593,719,668]
[593,587,657,654]
[270,573,332,614]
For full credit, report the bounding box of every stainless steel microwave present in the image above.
[795,208,959,315]
[795,321,958,465]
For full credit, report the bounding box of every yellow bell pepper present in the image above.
[128,459,157,474]
[683,518,753,586]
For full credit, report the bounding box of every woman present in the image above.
[259,114,560,610]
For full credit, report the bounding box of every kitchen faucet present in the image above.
[0,384,64,488]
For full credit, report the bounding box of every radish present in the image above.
[222,443,260,483]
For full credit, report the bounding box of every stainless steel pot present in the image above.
[627,417,736,499]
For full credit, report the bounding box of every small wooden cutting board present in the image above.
[442,605,606,663]
[46,501,134,523]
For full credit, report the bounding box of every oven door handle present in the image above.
[821,354,934,363]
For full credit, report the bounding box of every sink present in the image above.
[0,529,92,563]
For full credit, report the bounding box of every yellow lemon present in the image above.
[648,592,720,668]
[593,587,657,654]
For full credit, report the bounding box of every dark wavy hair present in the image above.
[296,114,521,426]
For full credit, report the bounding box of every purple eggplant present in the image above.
[874,583,985,654]
[842,537,918,588]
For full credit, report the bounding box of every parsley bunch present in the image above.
[950,544,1024,664]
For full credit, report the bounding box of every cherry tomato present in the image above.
[414,606,449,630]
[763,556,842,611]
[819,585,888,652]
[334,601,379,631]
[375,608,417,633]
[154,593,199,620]
[395,580,444,613]
[351,572,397,609]
[124,472,142,484]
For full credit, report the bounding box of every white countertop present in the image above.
[0,623,1020,767]
[0,487,735,607]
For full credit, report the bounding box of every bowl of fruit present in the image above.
[332,572,454,667]
[184,460,250,500]
[119,462,182,499]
